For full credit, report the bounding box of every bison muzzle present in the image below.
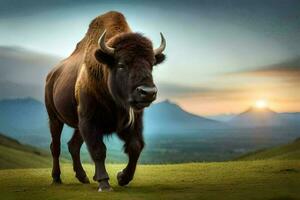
[44,11,166,191]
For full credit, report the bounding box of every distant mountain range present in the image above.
[229,106,282,127]
[0,98,299,141]
[0,98,227,163]
[207,113,235,122]
[0,98,224,144]
[0,97,300,163]
[208,106,300,128]
[0,98,50,146]
[144,100,224,134]
[229,106,300,128]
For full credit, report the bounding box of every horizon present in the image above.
[0,96,297,118]
[0,0,299,115]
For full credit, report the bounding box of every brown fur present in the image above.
[45,11,165,190]
[75,11,131,103]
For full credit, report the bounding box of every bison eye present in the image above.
[117,62,127,70]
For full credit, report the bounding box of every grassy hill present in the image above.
[237,138,300,161]
[0,133,51,169]
[0,161,299,200]
[0,134,299,199]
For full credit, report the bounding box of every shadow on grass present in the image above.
[269,196,298,200]
[50,182,191,194]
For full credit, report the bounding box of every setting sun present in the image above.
[255,99,268,109]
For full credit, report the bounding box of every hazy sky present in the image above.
[0,0,299,115]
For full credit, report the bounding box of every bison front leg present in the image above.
[117,133,144,186]
[79,119,111,191]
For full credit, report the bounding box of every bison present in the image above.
[44,11,166,191]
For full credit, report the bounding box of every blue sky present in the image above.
[0,0,299,114]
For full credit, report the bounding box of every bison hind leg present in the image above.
[68,129,90,184]
[49,117,64,184]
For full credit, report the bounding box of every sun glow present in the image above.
[254,99,268,109]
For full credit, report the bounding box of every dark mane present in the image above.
[111,33,155,64]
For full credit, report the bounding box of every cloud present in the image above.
[226,56,300,83]
[0,45,226,101]
[157,81,261,102]
[0,46,60,100]
[157,82,210,97]
[0,0,100,18]
[0,80,43,100]
[170,56,300,114]
[158,57,300,104]
[1,0,299,20]
[0,46,60,84]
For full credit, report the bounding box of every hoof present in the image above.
[98,187,113,192]
[98,179,112,192]
[117,170,131,186]
[77,175,90,184]
[52,177,62,185]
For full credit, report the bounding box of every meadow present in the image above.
[0,160,299,200]
[1,132,300,200]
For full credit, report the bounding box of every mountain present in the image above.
[144,100,224,134]
[0,46,60,100]
[280,112,300,124]
[0,133,51,169]
[0,97,50,146]
[1,98,299,163]
[209,110,300,124]
[0,98,228,163]
[236,138,300,161]
[229,106,286,127]
[0,98,223,144]
[206,113,236,122]
[0,97,47,131]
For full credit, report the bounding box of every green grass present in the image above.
[0,160,299,200]
[1,134,300,199]
[0,145,52,169]
[237,138,300,161]
[0,133,48,155]
[0,133,52,169]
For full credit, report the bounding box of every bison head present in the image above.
[94,30,166,111]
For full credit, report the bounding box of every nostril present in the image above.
[136,87,147,96]
[136,86,157,98]
[141,89,149,96]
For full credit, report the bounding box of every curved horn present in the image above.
[154,32,166,55]
[98,30,115,55]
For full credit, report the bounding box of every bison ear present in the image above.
[154,53,166,66]
[94,49,114,66]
